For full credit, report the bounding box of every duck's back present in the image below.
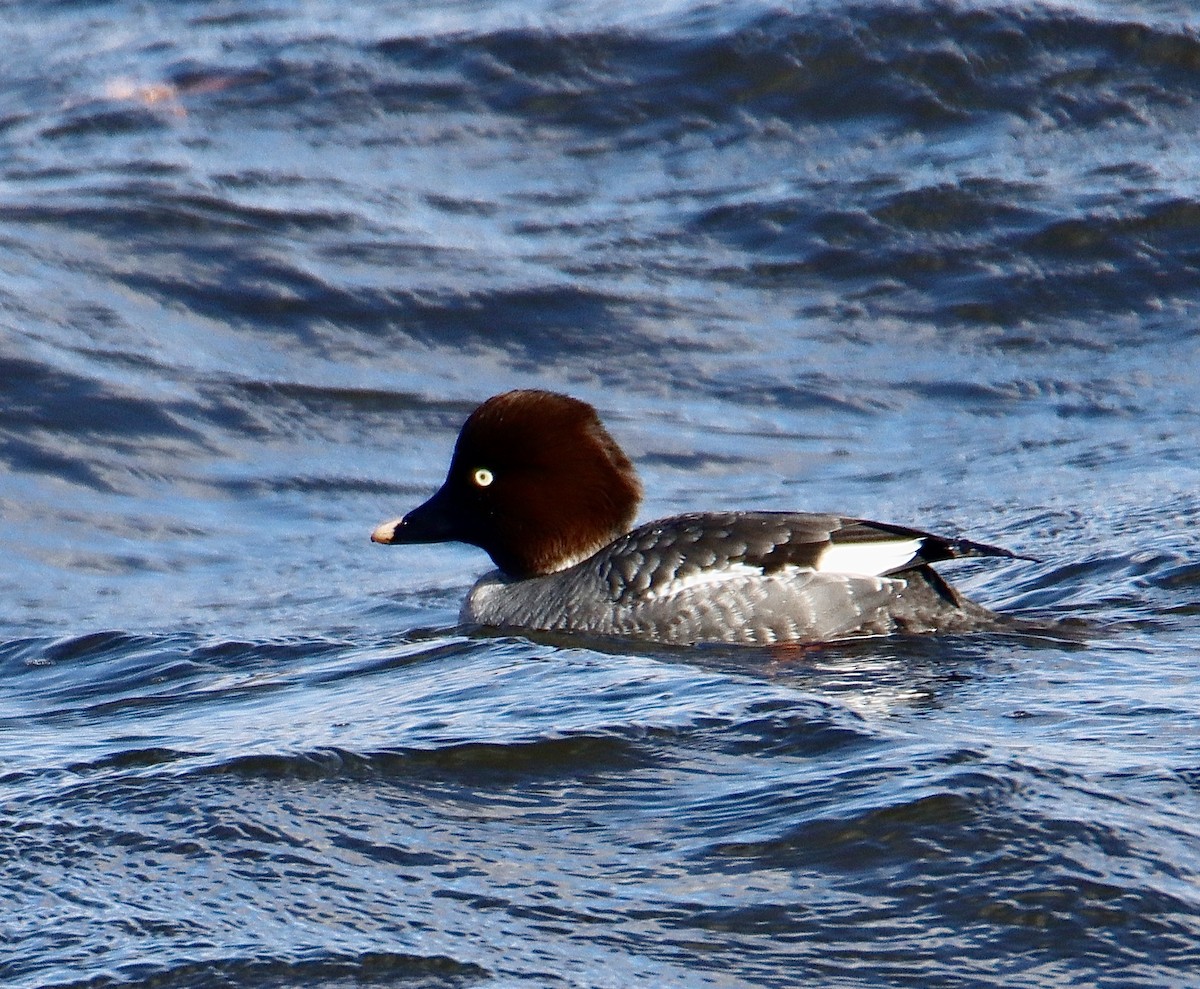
[463,511,1004,646]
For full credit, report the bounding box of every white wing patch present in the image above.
[646,562,788,600]
[817,538,924,576]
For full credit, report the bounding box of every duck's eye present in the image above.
[472,467,494,488]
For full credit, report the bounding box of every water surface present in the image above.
[2,1,1200,986]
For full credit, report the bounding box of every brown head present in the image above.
[371,390,642,578]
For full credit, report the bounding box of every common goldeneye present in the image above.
[372,390,1026,646]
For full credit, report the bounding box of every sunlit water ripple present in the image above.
[2,1,1199,986]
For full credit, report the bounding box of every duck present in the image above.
[371,389,1026,646]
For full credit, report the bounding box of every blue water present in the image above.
[3,1,1200,986]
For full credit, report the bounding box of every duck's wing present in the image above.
[594,512,1018,644]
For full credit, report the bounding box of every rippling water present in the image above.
[3,1,1200,986]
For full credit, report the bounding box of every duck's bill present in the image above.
[371,488,459,545]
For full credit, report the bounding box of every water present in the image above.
[2,0,1200,986]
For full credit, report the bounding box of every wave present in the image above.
[41,950,488,989]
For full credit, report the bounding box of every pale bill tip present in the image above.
[371,518,403,544]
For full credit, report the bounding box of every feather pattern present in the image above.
[464,511,1015,645]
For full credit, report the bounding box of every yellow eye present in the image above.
[472,467,494,488]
